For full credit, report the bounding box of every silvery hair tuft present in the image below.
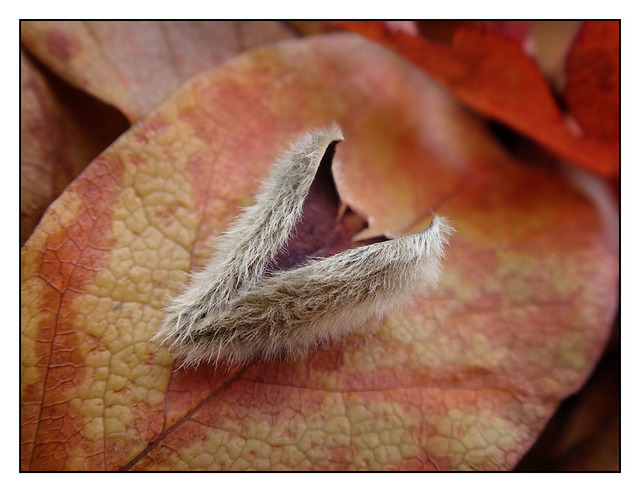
[154,124,453,366]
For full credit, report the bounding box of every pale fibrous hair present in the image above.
[154,123,453,366]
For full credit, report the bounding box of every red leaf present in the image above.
[564,21,620,145]
[340,21,618,177]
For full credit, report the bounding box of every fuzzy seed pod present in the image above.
[154,124,453,366]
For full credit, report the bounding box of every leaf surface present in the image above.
[21,34,618,471]
[564,21,620,146]
[339,21,619,177]
[20,20,293,245]
[20,51,128,244]
[20,20,294,121]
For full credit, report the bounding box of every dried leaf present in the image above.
[21,34,618,471]
[516,338,620,471]
[20,20,294,121]
[20,21,294,245]
[20,50,128,244]
[529,21,582,92]
[339,21,619,177]
[564,21,620,145]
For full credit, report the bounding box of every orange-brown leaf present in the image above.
[21,34,618,471]
[340,21,618,177]
[19,21,294,245]
[20,50,128,245]
[516,338,619,471]
[20,20,294,121]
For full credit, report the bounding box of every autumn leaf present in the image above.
[21,33,618,471]
[338,20,619,178]
[516,333,619,471]
[20,20,295,121]
[20,51,129,245]
[20,20,294,246]
[564,21,620,146]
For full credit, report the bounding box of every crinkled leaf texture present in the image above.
[19,21,294,244]
[20,34,618,471]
